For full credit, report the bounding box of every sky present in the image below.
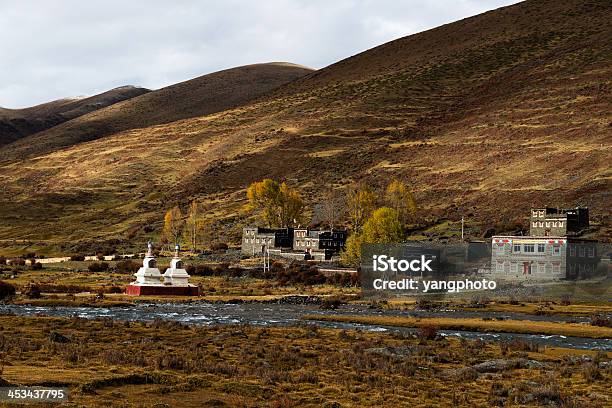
[0,0,521,108]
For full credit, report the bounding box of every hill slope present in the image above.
[0,63,313,160]
[0,0,610,253]
[0,86,149,145]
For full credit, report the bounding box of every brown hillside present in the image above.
[0,63,313,160]
[0,0,610,252]
[0,86,149,146]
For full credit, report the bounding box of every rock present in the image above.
[481,373,503,380]
[469,358,548,373]
[472,358,524,373]
[277,295,321,305]
[364,346,415,358]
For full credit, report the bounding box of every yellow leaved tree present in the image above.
[342,207,403,267]
[161,206,184,250]
[384,179,416,225]
[246,179,305,227]
[346,185,377,234]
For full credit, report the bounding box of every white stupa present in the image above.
[126,241,199,296]
[132,240,162,285]
[163,244,192,286]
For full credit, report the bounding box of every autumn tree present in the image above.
[313,188,347,229]
[341,207,404,267]
[183,200,203,253]
[246,179,305,227]
[162,206,184,250]
[384,179,416,225]
[346,185,377,234]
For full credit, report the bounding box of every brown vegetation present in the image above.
[0,315,609,407]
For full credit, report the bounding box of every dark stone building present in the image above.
[241,227,294,255]
[293,228,347,260]
[529,207,589,237]
[241,227,347,260]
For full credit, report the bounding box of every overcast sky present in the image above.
[0,0,521,108]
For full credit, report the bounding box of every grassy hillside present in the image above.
[0,63,313,161]
[0,86,150,146]
[0,0,610,253]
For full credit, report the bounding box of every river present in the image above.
[1,302,610,351]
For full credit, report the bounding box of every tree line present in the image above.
[158,178,416,263]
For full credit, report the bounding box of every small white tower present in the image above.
[163,244,191,286]
[132,240,162,285]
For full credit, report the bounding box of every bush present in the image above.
[210,242,228,251]
[0,281,16,299]
[0,257,6,265]
[417,325,438,341]
[9,258,25,266]
[277,262,326,286]
[115,260,140,273]
[106,286,123,294]
[590,315,611,328]
[70,254,85,261]
[31,262,43,270]
[25,284,42,299]
[581,363,603,382]
[88,262,110,272]
[500,338,540,353]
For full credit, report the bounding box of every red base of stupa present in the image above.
[125,284,200,296]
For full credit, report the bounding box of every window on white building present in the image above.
[537,243,545,253]
[513,244,521,252]
[524,244,535,253]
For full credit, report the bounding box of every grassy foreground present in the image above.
[0,316,610,407]
[303,315,612,339]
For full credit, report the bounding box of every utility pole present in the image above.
[263,245,270,272]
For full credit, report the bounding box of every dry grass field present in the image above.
[0,315,610,407]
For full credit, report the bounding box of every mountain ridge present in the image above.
[0,0,609,252]
[0,85,150,146]
[0,62,313,161]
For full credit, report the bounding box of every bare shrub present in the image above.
[88,262,109,272]
[590,315,611,327]
[418,325,438,341]
[115,260,140,273]
[0,281,16,300]
[581,363,603,382]
[24,284,42,299]
[501,338,540,353]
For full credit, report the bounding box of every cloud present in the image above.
[0,0,520,108]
